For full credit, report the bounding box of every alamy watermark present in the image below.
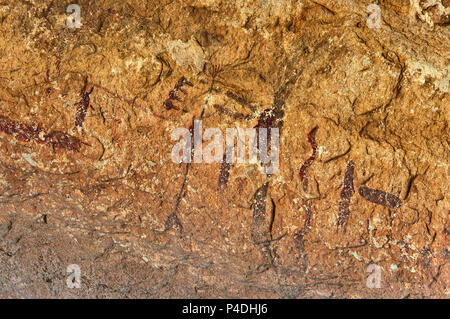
[366,4,381,29]
[366,264,381,288]
[66,264,81,288]
[66,4,81,29]
[171,120,280,175]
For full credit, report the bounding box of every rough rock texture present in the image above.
[0,0,448,298]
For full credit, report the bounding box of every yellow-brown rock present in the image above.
[0,0,448,298]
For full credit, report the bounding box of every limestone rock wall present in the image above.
[0,0,448,298]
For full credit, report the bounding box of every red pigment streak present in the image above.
[253,106,285,159]
[218,146,233,188]
[74,87,93,129]
[299,126,319,190]
[163,76,193,110]
[337,160,355,231]
[358,186,402,209]
[0,115,88,151]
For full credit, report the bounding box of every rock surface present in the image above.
[0,0,448,298]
